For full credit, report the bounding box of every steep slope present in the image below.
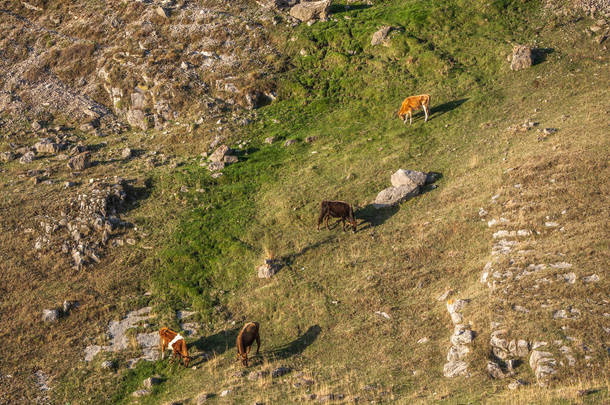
[0,0,608,404]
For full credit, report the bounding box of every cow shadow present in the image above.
[281,236,336,268]
[430,98,468,119]
[265,325,321,361]
[355,204,399,231]
[189,326,241,366]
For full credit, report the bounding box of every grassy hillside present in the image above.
[3,0,608,403]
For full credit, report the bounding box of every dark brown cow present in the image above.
[317,200,357,232]
[236,322,260,367]
[159,327,190,367]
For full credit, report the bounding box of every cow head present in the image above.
[237,352,249,367]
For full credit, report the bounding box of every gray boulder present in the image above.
[289,0,331,22]
[208,161,225,172]
[373,184,419,209]
[510,45,533,71]
[143,375,163,389]
[391,169,428,188]
[67,152,91,171]
[34,139,62,154]
[209,145,233,163]
[443,360,468,377]
[1,151,16,162]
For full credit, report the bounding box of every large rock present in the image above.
[209,145,233,163]
[67,152,91,171]
[510,45,533,71]
[126,109,152,131]
[19,151,36,164]
[289,0,331,22]
[443,360,468,377]
[371,26,393,46]
[373,184,419,209]
[34,138,62,154]
[391,169,428,188]
[529,350,557,386]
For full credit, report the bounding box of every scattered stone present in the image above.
[272,366,291,378]
[447,344,470,361]
[289,0,331,22]
[220,389,232,397]
[127,109,152,131]
[417,337,429,344]
[305,136,317,143]
[264,137,276,144]
[42,309,59,322]
[67,152,91,171]
[121,148,132,159]
[34,138,62,154]
[437,289,453,301]
[529,350,557,386]
[443,360,468,378]
[545,221,559,227]
[487,361,507,379]
[224,155,239,164]
[31,120,42,131]
[374,311,390,319]
[284,139,297,146]
[508,379,526,390]
[1,151,16,162]
[582,274,600,283]
[132,389,151,397]
[478,208,488,217]
[19,151,36,164]
[143,375,163,389]
[450,325,474,346]
[208,161,225,172]
[248,370,269,381]
[543,128,557,135]
[62,300,77,313]
[510,45,533,71]
[371,26,395,46]
[257,259,281,278]
[560,272,576,284]
[101,360,114,369]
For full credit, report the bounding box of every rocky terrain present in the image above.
[1,0,609,404]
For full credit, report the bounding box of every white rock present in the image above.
[443,360,468,377]
[447,344,470,361]
[582,274,600,283]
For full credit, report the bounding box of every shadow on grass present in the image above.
[190,326,241,366]
[266,325,321,360]
[281,236,336,268]
[330,4,372,14]
[532,48,554,65]
[430,98,468,119]
[355,204,399,231]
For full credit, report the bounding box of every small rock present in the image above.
[272,366,291,378]
[443,360,468,378]
[31,120,42,131]
[510,45,533,71]
[220,389,232,397]
[264,136,276,144]
[371,26,394,46]
[487,361,507,379]
[42,309,59,322]
[224,155,239,164]
[248,370,269,381]
[437,289,453,301]
[508,379,526,390]
[195,392,210,404]
[209,145,233,163]
[374,311,390,319]
[373,184,419,209]
[19,151,36,164]
[132,389,151,397]
[289,0,331,22]
[143,375,163,389]
[208,161,225,172]
[284,139,297,146]
[582,274,600,283]
[305,136,317,143]
[1,151,16,162]
[542,128,557,135]
[417,337,429,344]
[121,148,132,159]
[101,360,114,369]
[62,300,77,313]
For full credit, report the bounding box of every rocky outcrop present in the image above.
[289,0,331,22]
[443,299,474,378]
[67,152,91,171]
[371,26,395,46]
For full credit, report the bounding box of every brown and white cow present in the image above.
[159,327,190,367]
[236,322,260,367]
[317,200,357,232]
[397,94,431,125]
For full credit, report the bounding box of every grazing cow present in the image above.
[159,327,190,367]
[397,94,431,125]
[317,200,357,232]
[236,322,260,367]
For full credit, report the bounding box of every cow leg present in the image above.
[342,218,346,231]
[423,104,428,122]
[160,339,165,360]
[255,333,261,355]
[325,215,330,230]
[409,111,413,125]
[317,210,325,231]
